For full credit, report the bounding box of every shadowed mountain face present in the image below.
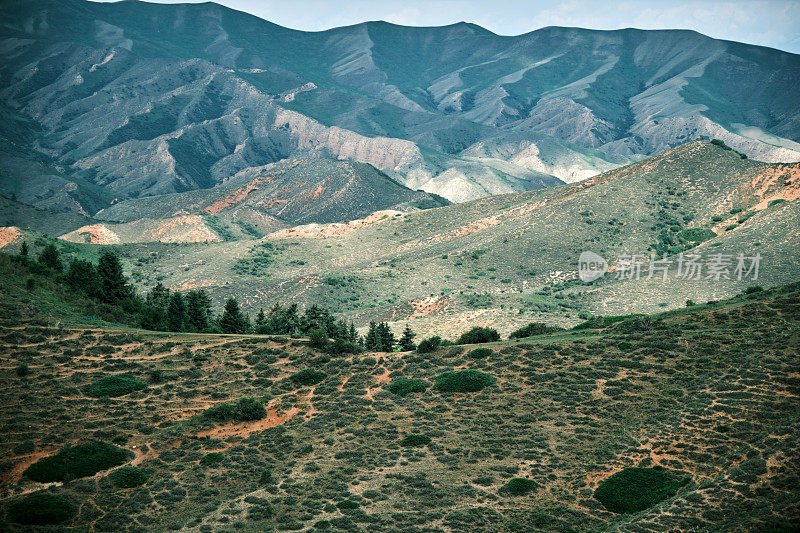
[0,0,799,214]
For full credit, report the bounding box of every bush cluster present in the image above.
[200,452,224,466]
[457,326,499,344]
[8,493,75,525]
[291,369,327,385]
[83,374,147,397]
[23,441,132,482]
[434,370,495,393]
[400,434,431,447]
[203,397,266,422]
[502,478,538,496]
[594,467,690,513]
[110,466,148,488]
[388,378,428,397]
[466,347,493,359]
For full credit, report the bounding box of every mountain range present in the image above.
[1,0,799,217]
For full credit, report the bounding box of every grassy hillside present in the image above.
[92,140,800,337]
[0,275,797,531]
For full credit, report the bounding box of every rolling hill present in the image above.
[52,139,794,337]
[0,0,798,214]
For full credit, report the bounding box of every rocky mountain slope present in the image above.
[0,0,798,214]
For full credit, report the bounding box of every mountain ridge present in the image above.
[0,0,798,214]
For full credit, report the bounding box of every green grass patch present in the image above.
[8,493,76,525]
[594,467,690,513]
[435,370,495,393]
[23,441,132,482]
[83,374,147,397]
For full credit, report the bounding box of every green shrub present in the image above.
[467,347,493,359]
[83,374,147,397]
[200,452,224,466]
[416,336,442,354]
[203,397,265,422]
[23,441,132,482]
[234,397,266,420]
[768,199,786,207]
[457,326,499,344]
[388,378,428,397]
[502,478,538,496]
[400,434,431,447]
[435,370,495,393]
[291,369,327,385]
[594,467,690,513]
[8,493,75,525]
[110,466,148,488]
[336,500,360,510]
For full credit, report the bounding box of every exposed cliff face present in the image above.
[0,0,798,214]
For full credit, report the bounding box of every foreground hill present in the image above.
[90,140,798,337]
[0,0,798,212]
[0,268,798,530]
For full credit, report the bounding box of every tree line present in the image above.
[13,241,423,354]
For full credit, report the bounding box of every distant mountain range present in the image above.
[1,0,799,215]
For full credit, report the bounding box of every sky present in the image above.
[99,0,800,53]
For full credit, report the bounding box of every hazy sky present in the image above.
[99,0,800,53]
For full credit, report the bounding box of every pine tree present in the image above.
[348,323,358,345]
[97,250,131,303]
[37,243,62,272]
[186,289,212,332]
[399,324,416,351]
[220,297,249,334]
[364,321,379,351]
[255,308,266,327]
[378,322,395,351]
[168,292,188,332]
[19,241,28,257]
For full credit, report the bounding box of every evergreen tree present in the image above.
[186,289,212,332]
[168,292,188,332]
[19,241,28,257]
[399,324,416,351]
[97,250,131,303]
[37,243,62,272]
[348,323,358,345]
[255,308,266,327]
[220,297,249,334]
[364,321,379,351]
[141,283,170,331]
[65,258,101,298]
[378,322,396,351]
